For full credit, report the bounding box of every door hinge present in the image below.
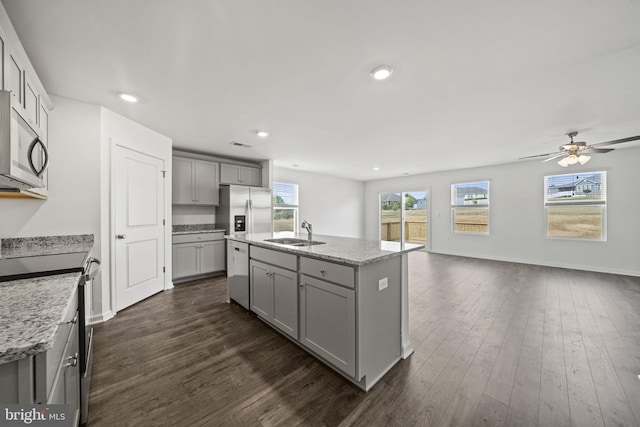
[161,170,166,178]
[163,219,165,226]
[163,266,166,273]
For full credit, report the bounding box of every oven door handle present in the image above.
[84,257,101,281]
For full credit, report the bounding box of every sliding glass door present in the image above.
[380,190,428,245]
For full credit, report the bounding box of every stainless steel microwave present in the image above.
[0,90,48,190]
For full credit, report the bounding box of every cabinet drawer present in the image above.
[250,246,297,271]
[173,232,224,244]
[300,257,354,288]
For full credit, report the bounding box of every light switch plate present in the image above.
[378,277,388,291]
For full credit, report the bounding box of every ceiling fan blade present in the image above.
[589,148,614,153]
[590,135,640,147]
[519,152,561,160]
[542,153,567,162]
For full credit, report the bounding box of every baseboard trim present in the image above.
[429,249,640,277]
[90,310,114,325]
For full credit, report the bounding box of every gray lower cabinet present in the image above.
[46,321,80,426]
[299,274,355,377]
[250,259,298,339]
[0,293,79,425]
[172,232,225,281]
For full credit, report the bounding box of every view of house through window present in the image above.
[451,181,490,233]
[545,171,606,240]
[380,190,428,244]
[273,182,298,232]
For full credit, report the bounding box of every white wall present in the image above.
[100,108,173,320]
[274,167,364,238]
[0,96,105,313]
[364,146,640,276]
[0,96,101,238]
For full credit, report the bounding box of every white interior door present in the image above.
[114,146,165,311]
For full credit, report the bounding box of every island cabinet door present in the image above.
[299,274,355,377]
[250,260,272,319]
[271,265,298,339]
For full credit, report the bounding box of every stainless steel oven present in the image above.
[79,256,100,425]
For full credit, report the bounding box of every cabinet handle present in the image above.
[320,269,326,276]
[66,353,79,367]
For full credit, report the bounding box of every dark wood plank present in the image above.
[86,252,640,426]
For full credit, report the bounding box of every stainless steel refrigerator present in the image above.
[220,185,272,309]
[218,185,272,235]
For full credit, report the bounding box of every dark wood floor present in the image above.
[88,252,640,426]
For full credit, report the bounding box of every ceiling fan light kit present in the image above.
[520,131,640,167]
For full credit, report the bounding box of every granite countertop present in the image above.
[172,224,226,235]
[1,234,94,259]
[0,234,94,364]
[0,273,80,363]
[173,229,226,235]
[225,233,424,266]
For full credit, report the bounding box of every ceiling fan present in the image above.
[520,132,640,167]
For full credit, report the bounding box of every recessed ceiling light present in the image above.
[373,167,380,171]
[119,93,139,103]
[370,65,393,80]
[256,130,270,138]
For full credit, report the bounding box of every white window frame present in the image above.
[544,171,606,241]
[451,180,490,235]
[273,182,299,233]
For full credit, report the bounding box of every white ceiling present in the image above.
[3,0,640,181]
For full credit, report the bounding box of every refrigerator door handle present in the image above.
[246,199,251,234]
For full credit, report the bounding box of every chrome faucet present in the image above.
[301,220,313,241]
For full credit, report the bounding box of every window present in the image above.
[451,181,490,234]
[544,171,606,240]
[273,182,298,232]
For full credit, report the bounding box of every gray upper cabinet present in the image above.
[0,13,52,199]
[23,75,39,129]
[220,163,261,186]
[7,48,23,106]
[172,157,219,205]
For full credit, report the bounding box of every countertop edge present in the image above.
[224,235,424,266]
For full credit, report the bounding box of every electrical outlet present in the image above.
[378,277,388,291]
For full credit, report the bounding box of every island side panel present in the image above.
[357,255,402,388]
[400,252,414,358]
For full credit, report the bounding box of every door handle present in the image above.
[116,234,126,239]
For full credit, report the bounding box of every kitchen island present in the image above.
[225,233,423,391]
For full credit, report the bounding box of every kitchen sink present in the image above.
[264,238,326,247]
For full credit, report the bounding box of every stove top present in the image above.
[0,252,89,282]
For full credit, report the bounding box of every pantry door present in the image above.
[114,145,166,311]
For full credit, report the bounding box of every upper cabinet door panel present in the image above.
[7,50,23,106]
[220,163,241,185]
[24,76,39,128]
[241,166,261,186]
[194,160,219,205]
[220,163,261,186]
[172,157,195,204]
